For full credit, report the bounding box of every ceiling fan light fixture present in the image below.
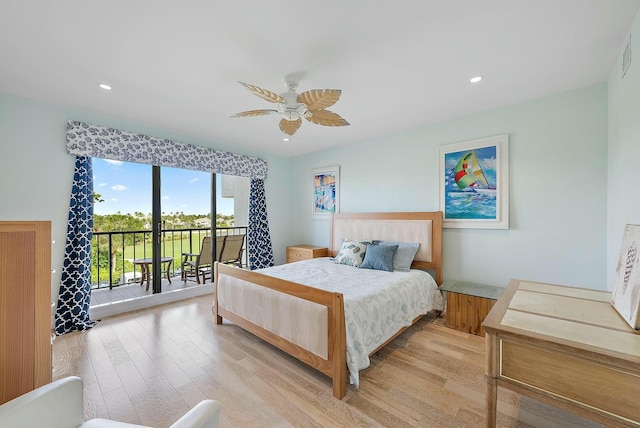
[282,109,300,121]
[232,79,349,136]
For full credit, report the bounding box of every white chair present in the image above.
[0,376,219,428]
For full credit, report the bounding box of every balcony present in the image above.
[90,226,247,306]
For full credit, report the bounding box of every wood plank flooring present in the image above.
[53,295,606,427]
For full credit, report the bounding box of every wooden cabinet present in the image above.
[441,280,503,337]
[286,245,328,263]
[0,221,52,404]
[483,279,640,427]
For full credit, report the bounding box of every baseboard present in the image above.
[89,284,215,319]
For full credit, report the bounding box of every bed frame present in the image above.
[213,211,443,399]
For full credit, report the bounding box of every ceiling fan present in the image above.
[231,79,350,136]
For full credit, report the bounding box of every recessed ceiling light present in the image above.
[469,76,483,83]
[98,83,112,91]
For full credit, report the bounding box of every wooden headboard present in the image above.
[329,212,443,285]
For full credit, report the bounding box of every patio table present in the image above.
[132,256,174,291]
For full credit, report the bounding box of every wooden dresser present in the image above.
[483,279,640,427]
[0,221,52,404]
[286,245,328,263]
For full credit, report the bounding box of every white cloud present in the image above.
[189,178,199,183]
[104,159,123,166]
[111,198,118,202]
[163,196,170,200]
[98,182,107,187]
[181,204,188,208]
[481,156,497,169]
[112,184,128,191]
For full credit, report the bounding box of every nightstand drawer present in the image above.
[286,245,328,263]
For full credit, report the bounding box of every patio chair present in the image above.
[181,236,224,284]
[219,234,245,267]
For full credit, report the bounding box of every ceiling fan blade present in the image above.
[297,89,341,110]
[279,117,302,135]
[305,109,350,127]
[238,82,286,104]
[231,109,278,118]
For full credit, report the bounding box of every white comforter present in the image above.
[256,257,444,387]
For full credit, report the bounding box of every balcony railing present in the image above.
[91,226,248,289]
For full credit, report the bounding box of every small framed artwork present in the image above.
[312,165,339,219]
[611,224,640,330]
[438,134,509,229]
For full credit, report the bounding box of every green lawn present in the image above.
[122,235,208,261]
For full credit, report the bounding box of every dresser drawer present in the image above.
[500,340,640,423]
[286,245,328,263]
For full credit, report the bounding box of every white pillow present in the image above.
[333,238,369,267]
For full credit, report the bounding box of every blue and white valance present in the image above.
[66,121,268,180]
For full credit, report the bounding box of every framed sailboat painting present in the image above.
[438,134,509,229]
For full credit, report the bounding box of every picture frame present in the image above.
[312,165,340,219]
[438,134,509,229]
[611,224,640,330]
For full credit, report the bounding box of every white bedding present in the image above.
[256,257,444,387]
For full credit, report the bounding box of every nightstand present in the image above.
[441,280,504,337]
[286,245,329,263]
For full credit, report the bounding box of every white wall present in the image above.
[0,72,623,300]
[221,174,249,227]
[290,84,609,290]
[0,92,292,303]
[607,8,640,290]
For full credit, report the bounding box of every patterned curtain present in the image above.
[55,156,98,335]
[248,179,274,270]
[66,121,268,179]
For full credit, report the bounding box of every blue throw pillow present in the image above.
[360,243,398,272]
[372,240,419,272]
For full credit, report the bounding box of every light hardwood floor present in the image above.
[53,295,605,427]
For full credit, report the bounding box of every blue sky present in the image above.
[92,159,234,215]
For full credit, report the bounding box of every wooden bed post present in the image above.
[213,262,223,324]
[433,211,443,285]
[331,293,347,399]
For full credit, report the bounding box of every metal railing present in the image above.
[91,226,248,289]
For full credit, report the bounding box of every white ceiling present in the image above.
[1,1,638,157]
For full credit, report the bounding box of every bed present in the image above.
[213,211,444,399]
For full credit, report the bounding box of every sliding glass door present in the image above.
[92,160,214,294]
